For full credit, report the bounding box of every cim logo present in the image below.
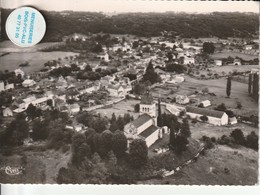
[0,166,25,176]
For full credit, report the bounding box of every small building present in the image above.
[186,106,228,126]
[14,68,25,78]
[214,59,222,66]
[107,84,125,97]
[22,79,36,87]
[183,57,195,65]
[245,45,253,50]
[176,95,190,105]
[199,100,211,108]
[69,103,80,115]
[229,116,238,125]
[3,107,13,117]
[233,59,242,66]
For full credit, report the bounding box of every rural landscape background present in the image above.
[0,2,259,185]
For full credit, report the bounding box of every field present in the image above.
[211,52,258,61]
[0,51,78,73]
[93,99,140,118]
[141,144,258,185]
[209,65,259,74]
[0,149,71,184]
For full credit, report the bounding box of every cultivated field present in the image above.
[211,52,258,61]
[209,65,259,74]
[0,51,78,73]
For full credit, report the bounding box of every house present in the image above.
[22,79,36,87]
[124,93,161,147]
[3,107,13,117]
[56,76,68,89]
[199,100,211,108]
[229,117,238,125]
[69,103,81,115]
[107,84,125,97]
[183,57,195,65]
[214,59,222,66]
[245,45,253,50]
[176,95,190,105]
[14,68,25,78]
[186,106,228,126]
[97,52,109,62]
[233,59,242,66]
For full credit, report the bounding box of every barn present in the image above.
[186,106,228,126]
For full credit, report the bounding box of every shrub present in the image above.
[211,137,217,143]
[200,115,208,122]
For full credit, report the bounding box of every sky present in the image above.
[1,0,259,13]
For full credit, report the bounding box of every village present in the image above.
[0,30,259,184]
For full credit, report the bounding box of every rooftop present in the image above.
[186,106,225,118]
[132,114,152,128]
[139,125,159,139]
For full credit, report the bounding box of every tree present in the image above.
[71,133,91,166]
[175,135,188,155]
[157,99,163,127]
[98,130,113,158]
[26,103,41,119]
[203,42,215,54]
[46,99,53,107]
[246,131,258,150]
[200,115,208,122]
[215,103,227,111]
[248,73,252,94]
[226,76,232,98]
[230,129,245,145]
[129,139,148,168]
[4,115,29,146]
[169,121,176,149]
[134,104,140,112]
[112,130,128,158]
[180,118,191,138]
[31,120,49,141]
[143,61,161,84]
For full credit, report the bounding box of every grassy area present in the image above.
[0,149,71,184]
[0,51,78,73]
[211,52,258,61]
[209,65,259,74]
[141,144,258,185]
[93,99,140,118]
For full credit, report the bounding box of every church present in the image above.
[124,92,161,148]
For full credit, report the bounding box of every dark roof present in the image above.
[139,125,159,138]
[186,106,225,118]
[132,114,152,128]
[140,92,154,105]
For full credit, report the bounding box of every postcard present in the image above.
[0,0,259,186]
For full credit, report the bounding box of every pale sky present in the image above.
[1,0,259,13]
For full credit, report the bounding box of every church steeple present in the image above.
[139,91,156,119]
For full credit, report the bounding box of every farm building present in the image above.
[186,106,228,126]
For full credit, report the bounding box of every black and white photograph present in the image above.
[0,0,259,185]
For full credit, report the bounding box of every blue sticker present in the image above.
[5,7,46,47]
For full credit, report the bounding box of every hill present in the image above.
[1,9,259,42]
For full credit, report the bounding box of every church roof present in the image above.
[132,114,152,128]
[139,125,159,138]
[140,92,154,105]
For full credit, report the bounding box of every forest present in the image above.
[1,9,259,42]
